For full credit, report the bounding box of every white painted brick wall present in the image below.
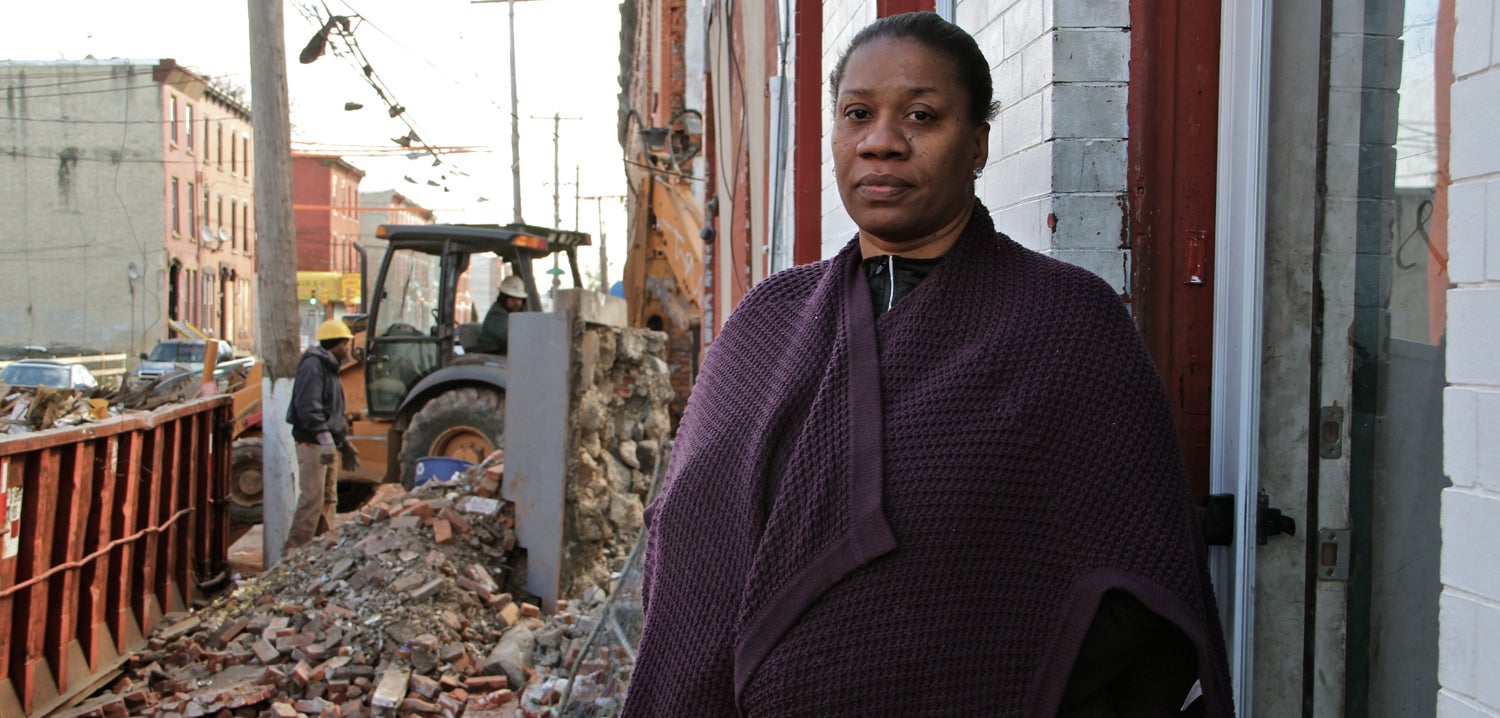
[1454,0,1493,78]
[1449,68,1500,181]
[1443,0,1500,714]
[1447,287,1500,386]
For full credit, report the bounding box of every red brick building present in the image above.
[292,154,365,343]
[292,154,366,275]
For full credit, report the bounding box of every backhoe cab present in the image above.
[227,223,589,526]
[358,222,589,486]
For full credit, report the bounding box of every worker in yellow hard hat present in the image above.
[472,274,529,355]
[284,318,359,548]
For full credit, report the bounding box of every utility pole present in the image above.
[532,112,583,228]
[248,0,301,567]
[531,112,581,292]
[472,0,541,224]
[579,194,625,292]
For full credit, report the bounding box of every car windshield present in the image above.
[146,343,206,363]
[0,364,69,388]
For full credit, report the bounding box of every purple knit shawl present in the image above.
[624,203,1234,717]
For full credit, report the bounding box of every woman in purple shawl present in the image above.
[623,12,1234,717]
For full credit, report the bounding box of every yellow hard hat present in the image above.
[316,319,354,341]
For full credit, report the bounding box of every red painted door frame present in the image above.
[1128,0,1221,501]
[876,0,934,16]
[792,0,822,265]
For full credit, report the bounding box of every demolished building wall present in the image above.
[558,290,674,599]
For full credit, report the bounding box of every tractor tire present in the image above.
[229,436,265,525]
[397,387,505,489]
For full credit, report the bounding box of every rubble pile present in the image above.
[60,464,638,718]
[0,364,253,435]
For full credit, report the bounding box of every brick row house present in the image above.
[0,58,256,359]
[623,0,1497,715]
[291,153,365,346]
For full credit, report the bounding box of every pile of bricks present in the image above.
[61,466,637,718]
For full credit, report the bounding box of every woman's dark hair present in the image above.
[829,12,998,124]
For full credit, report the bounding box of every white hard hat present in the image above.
[498,275,527,299]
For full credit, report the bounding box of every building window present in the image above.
[244,203,253,255]
[189,269,201,326]
[230,135,237,174]
[171,177,180,234]
[230,199,238,250]
[217,124,224,168]
[204,117,211,160]
[202,187,211,239]
[185,105,194,150]
[217,194,224,239]
[170,97,179,144]
[243,136,251,179]
[187,182,196,236]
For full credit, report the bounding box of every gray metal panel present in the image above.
[503,310,570,613]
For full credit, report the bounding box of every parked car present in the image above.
[0,359,99,390]
[131,339,235,384]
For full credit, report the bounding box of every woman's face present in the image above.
[833,37,989,257]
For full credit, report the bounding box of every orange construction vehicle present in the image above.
[227,223,590,524]
[621,109,706,419]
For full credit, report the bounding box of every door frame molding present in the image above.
[1211,0,1274,714]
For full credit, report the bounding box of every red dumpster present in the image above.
[0,396,232,717]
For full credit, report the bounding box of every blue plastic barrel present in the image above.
[414,456,475,486]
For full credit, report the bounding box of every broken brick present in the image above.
[408,673,440,699]
[251,639,280,664]
[465,675,509,692]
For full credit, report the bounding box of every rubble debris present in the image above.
[65,459,643,718]
[0,362,253,435]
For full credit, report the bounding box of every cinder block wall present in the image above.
[1440,2,1500,715]
[962,0,1131,292]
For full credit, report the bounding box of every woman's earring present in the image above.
[972,167,984,179]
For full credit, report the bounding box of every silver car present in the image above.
[0,359,99,390]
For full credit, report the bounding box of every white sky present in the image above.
[2,0,631,283]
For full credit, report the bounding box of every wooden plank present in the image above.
[81,436,119,671]
[48,441,96,693]
[19,448,62,712]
